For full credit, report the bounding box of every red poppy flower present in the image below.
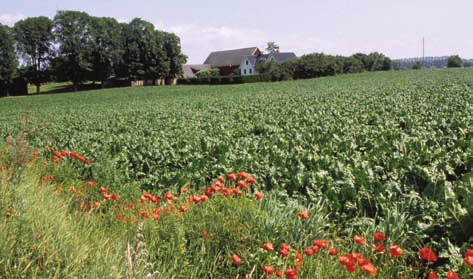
[295,252,303,269]
[228,173,237,181]
[140,210,148,218]
[298,211,309,220]
[237,172,249,179]
[50,147,54,152]
[373,232,385,242]
[447,271,459,279]
[81,184,86,190]
[464,254,473,268]
[313,239,328,249]
[329,247,338,256]
[263,242,274,252]
[111,194,118,201]
[361,264,377,276]
[179,205,188,212]
[231,254,242,265]
[420,247,437,262]
[202,231,209,239]
[181,188,188,193]
[238,180,248,189]
[466,249,473,257]
[304,248,314,256]
[71,186,77,193]
[280,248,289,258]
[357,258,370,266]
[33,152,39,159]
[233,188,242,195]
[247,177,256,184]
[99,186,107,193]
[218,176,225,183]
[390,245,403,257]
[311,245,320,254]
[285,268,297,279]
[354,235,365,245]
[428,272,439,279]
[375,244,385,253]
[276,270,283,277]
[254,192,263,200]
[263,266,274,275]
[88,181,95,187]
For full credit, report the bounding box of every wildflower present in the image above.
[276,270,283,277]
[228,173,237,181]
[375,244,385,253]
[88,181,95,187]
[202,231,209,239]
[263,266,274,275]
[140,210,148,218]
[373,232,385,243]
[111,194,118,201]
[354,235,365,245]
[218,176,225,183]
[50,147,54,152]
[231,254,242,265]
[329,247,338,256]
[357,257,370,266]
[81,203,87,211]
[57,185,63,191]
[311,245,320,254]
[99,186,107,193]
[43,176,49,183]
[420,247,437,262]
[33,152,39,159]
[313,240,328,249]
[428,272,439,279]
[447,271,459,279]
[339,254,356,273]
[233,188,242,195]
[304,248,314,256]
[464,249,473,268]
[164,192,174,200]
[179,205,188,212]
[91,202,100,209]
[255,192,263,200]
[71,186,77,193]
[81,184,86,190]
[296,251,303,269]
[237,171,249,179]
[126,203,135,210]
[263,242,274,252]
[285,268,297,279]
[361,264,377,276]
[204,187,213,198]
[238,180,248,189]
[390,245,403,257]
[181,187,189,193]
[298,211,309,220]
[280,243,291,258]
[247,177,256,184]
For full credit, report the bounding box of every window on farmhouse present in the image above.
[249,69,252,74]
[246,60,248,65]
[244,69,247,74]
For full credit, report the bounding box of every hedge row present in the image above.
[177,74,269,85]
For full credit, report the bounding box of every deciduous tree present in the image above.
[0,24,18,96]
[13,16,53,94]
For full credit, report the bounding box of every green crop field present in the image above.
[1,69,472,278]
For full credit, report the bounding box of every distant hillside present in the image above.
[393,56,473,70]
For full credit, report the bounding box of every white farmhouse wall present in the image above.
[239,57,257,76]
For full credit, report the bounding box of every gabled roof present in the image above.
[268,52,297,62]
[204,47,260,67]
[243,52,297,66]
[182,64,211,78]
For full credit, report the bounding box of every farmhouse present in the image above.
[240,52,297,76]
[203,47,262,76]
[182,64,212,78]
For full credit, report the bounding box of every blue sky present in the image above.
[1,0,472,64]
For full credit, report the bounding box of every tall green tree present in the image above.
[53,10,92,92]
[13,16,54,94]
[447,55,463,68]
[162,32,187,80]
[88,16,123,88]
[0,24,18,96]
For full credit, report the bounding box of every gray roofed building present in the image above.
[240,52,297,76]
[182,64,211,78]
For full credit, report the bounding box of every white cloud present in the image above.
[163,23,270,64]
[0,13,25,26]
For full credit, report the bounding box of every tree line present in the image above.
[0,10,187,93]
[255,52,393,82]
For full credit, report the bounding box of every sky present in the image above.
[1,0,473,64]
